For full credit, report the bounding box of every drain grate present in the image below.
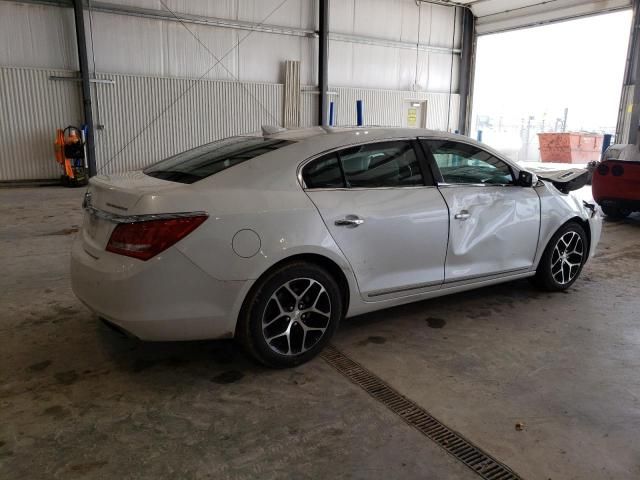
[321,345,523,480]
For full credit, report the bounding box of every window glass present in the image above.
[144,137,295,184]
[338,141,424,188]
[425,140,514,185]
[302,153,345,189]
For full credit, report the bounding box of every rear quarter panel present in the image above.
[131,147,362,319]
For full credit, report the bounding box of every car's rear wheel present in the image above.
[533,222,587,291]
[601,204,631,219]
[237,262,343,368]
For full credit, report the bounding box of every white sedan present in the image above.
[71,127,602,367]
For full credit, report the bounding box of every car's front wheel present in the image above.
[237,262,343,368]
[533,222,588,291]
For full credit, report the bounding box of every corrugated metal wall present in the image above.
[0,0,464,180]
[0,67,83,181]
[92,72,283,173]
[330,87,459,131]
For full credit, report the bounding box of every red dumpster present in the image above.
[538,133,603,164]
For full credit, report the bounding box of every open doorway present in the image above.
[470,10,632,162]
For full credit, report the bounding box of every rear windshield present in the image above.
[144,137,295,184]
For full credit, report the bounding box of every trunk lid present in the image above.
[88,171,178,214]
[82,171,179,252]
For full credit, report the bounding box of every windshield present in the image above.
[144,136,295,184]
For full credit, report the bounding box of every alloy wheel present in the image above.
[261,278,332,356]
[550,231,584,285]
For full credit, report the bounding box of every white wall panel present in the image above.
[0,3,77,70]
[422,3,462,50]
[0,0,466,180]
[238,32,315,84]
[329,86,459,132]
[92,72,284,173]
[0,67,83,181]
[327,0,461,91]
[237,0,315,30]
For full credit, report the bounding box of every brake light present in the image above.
[611,164,624,176]
[106,214,208,260]
[597,163,609,176]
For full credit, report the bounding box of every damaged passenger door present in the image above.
[420,139,540,284]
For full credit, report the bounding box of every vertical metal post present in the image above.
[73,0,97,177]
[329,101,334,126]
[616,0,640,145]
[318,0,329,126]
[457,7,475,136]
[356,100,364,126]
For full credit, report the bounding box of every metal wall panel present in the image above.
[85,9,316,85]
[0,67,83,181]
[328,0,462,91]
[0,0,465,180]
[92,72,284,173]
[0,2,78,70]
[320,86,459,131]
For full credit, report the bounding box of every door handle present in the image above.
[454,210,470,220]
[335,215,364,228]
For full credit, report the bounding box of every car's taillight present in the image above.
[597,163,609,176]
[611,164,624,176]
[106,214,208,261]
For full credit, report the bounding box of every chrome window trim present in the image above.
[84,205,208,224]
[297,136,423,190]
[303,185,439,192]
[437,182,517,188]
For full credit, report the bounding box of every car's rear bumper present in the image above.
[70,236,247,341]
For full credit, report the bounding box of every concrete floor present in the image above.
[1,186,639,480]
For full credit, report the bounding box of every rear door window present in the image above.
[144,137,295,184]
[302,153,345,188]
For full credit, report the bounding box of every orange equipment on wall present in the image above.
[54,126,88,187]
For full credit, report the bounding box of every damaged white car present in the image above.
[71,127,602,367]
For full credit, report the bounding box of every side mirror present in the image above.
[517,170,537,187]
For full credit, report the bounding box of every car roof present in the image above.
[266,126,461,144]
[263,126,517,168]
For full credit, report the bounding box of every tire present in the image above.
[237,262,343,368]
[601,204,630,219]
[533,221,588,291]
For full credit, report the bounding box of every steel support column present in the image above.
[616,0,640,145]
[457,7,475,136]
[318,0,329,126]
[72,0,97,177]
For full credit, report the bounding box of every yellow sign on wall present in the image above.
[407,108,417,127]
